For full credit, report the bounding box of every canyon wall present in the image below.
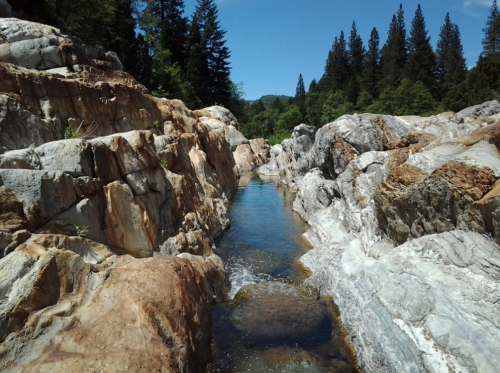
[260,103,500,373]
[0,17,267,372]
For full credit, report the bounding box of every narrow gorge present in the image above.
[0,11,500,373]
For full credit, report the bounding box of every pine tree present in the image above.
[306,78,321,127]
[405,4,436,94]
[331,31,350,92]
[363,27,381,97]
[187,0,231,107]
[104,0,137,73]
[436,13,467,100]
[379,4,408,90]
[134,34,154,88]
[483,0,500,56]
[295,73,306,117]
[346,22,364,103]
[319,50,335,91]
[139,0,188,68]
[348,22,364,78]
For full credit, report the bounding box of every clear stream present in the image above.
[208,174,359,373]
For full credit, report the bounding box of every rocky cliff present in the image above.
[260,102,500,373]
[0,17,266,372]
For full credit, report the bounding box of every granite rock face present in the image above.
[0,17,246,372]
[0,244,222,373]
[263,105,500,373]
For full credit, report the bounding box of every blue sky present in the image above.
[182,0,492,100]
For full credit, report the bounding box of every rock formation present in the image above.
[260,102,500,373]
[0,16,265,372]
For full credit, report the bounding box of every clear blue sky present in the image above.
[183,0,492,100]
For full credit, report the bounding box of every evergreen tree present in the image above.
[319,50,335,91]
[436,13,467,100]
[187,0,232,107]
[134,34,154,88]
[379,4,408,90]
[139,0,187,67]
[483,0,500,56]
[405,4,436,94]
[272,97,285,113]
[348,22,364,77]
[295,73,306,117]
[331,31,350,91]
[346,21,365,103]
[363,27,381,97]
[306,78,322,127]
[104,0,138,73]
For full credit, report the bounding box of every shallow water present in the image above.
[209,174,358,373]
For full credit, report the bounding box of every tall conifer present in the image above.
[379,4,407,89]
[436,13,467,99]
[331,31,350,92]
[363,27,381,97]
[347,22,365,103]
[483,0,500,56]
[139,0,187,67]
[187,0,231,107]
[295,73,306,117]
[405,4,436,94]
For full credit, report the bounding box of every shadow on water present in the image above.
[209,173,359,373]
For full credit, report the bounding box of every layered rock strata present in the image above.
[260,103,500,373]
[0,16,267,372]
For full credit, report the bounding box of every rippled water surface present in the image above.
[209,174,359,373]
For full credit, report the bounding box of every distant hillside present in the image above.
[254,95,293,106]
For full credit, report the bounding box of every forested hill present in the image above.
[6,0,245,116]
[257,95,293,106]
[241,2,500,143]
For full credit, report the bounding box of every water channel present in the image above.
[208,174,359,373]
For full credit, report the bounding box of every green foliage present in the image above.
[187,0,232,108]
[483,0,500,56]
[321,91,355,123]
[295,73,306,116]
[356,90,373,111]
[276,108,303,133]
[160,159,168,168]
[436,13,467,100]
[368,79,437,116]
[64,126,79,139]
[241,108,279,139]
[379,5,407,90]
[363,27,381,97]
[405,4,436,94]
[74,224,90,238]
[269,132,291,146]
[443,68,492,111]
[258,95,293,106]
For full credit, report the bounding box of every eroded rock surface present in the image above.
[263,104,500,373]
[0,243,222,373]
[0,16,247,372]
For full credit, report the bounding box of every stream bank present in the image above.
[208,174,360,373]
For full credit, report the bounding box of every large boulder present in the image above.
[0,18,86,70]
[270,105,500,373]
[0,244,224,373]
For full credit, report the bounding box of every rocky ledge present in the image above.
[0,17,268,372]
[260,102,500,373]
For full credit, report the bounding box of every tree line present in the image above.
[242,2,500,142]
[7,0,243,113]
